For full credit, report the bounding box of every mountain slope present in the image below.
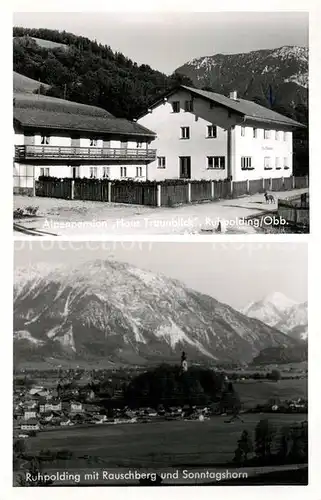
[13,260,296,366]
[176,46,308,110]
[12,27,193,120]
[242,293,308,341]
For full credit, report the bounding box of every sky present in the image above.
[13,12,309,74]
[14,241,308,309]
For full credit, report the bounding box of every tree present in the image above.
[255,419,276,463]
[269,369,281,382]
[233,430,253,464]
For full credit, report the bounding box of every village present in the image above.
[13,365,307,439]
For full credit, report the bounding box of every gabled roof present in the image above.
[13,92,156,138]
[139,85,304,128]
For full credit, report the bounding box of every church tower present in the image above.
[180,351,188,373]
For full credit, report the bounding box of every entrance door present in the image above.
[179,157,191,179]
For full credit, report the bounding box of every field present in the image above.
[23,413,307,471]
[13,71,50,94]
[235,378,307,408]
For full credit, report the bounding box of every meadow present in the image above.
[24,413,307,470]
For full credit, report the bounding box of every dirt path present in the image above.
[14,188,308,237]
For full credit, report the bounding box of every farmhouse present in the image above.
[13,92,157,194]
[137,85,304,182]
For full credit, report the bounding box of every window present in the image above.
[102,167,110,178]
[172,101,180,113]
[40,167,50,176]
[157,157,166,169]
[121,141,128,149]
[120,167,127,178]
[207,156,225,170]
[207,125,217,138]
[90,139,98,147]
[136,166,143,177]
[264,130,271,139]
[40,135,50,145]
[253,128,257,138]
[185,100,193,112]
[241,157,253,170]
[264,157,272,170]
[180,127,190,139]
[136,142,143,148]
[275,131,280,140]
[241,127,246,137]
[275,157,281,169]
[89,167,98,178]
[284,157,289,170]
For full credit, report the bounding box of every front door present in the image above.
[179,157,191,179]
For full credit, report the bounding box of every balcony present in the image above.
[15,145,157,162]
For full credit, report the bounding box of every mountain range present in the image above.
[242,292,308,341]
[176,46,308,114]
[13,260,298,367]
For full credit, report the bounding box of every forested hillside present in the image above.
[13,27,193,120]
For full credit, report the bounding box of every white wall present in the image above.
[30,164,147,181]
[138,89,295,182]
[34,134,72,146]
[233,125,293,181]
[138,89,232,181]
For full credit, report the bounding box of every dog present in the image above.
[264,192,275,204]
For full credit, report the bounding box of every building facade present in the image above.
[13,93,157,194]
[137,86,304,182]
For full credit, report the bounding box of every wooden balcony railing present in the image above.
[15,145,157,162]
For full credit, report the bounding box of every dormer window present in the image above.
[172,101,180,113]
[185,100,193,112]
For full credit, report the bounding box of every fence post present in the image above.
[292,176,295,189]
[187,182,191,203]
[157,184,161,207]
[32,172,36,197]
[269,178,273,191]
[230,180,234,198]
[305,175,309,188]
[71,179,74,200]
[108,181,112,202]
[281,176,284,190]
[246,179,250,194]
[262,178,265,192]
[211,181,215,199]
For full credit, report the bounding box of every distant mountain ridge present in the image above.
[13,260,297,366]
[242,292,308,341]
[176,45,308,109]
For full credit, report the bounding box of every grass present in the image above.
[23,413,307,470]
[235,378,307,408]
[13,71,49,93]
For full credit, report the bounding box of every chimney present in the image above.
[229,91,238,100]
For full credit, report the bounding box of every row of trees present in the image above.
[234,419,308,466]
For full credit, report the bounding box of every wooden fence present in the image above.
[278,193,309,227]
[34,175,309,207]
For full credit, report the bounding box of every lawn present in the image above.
[23,413,307,470]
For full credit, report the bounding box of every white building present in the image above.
[13,93,157,194]
[137,86,304,182]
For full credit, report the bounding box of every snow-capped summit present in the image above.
[13,259,295,366]
[242,293,307,341]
